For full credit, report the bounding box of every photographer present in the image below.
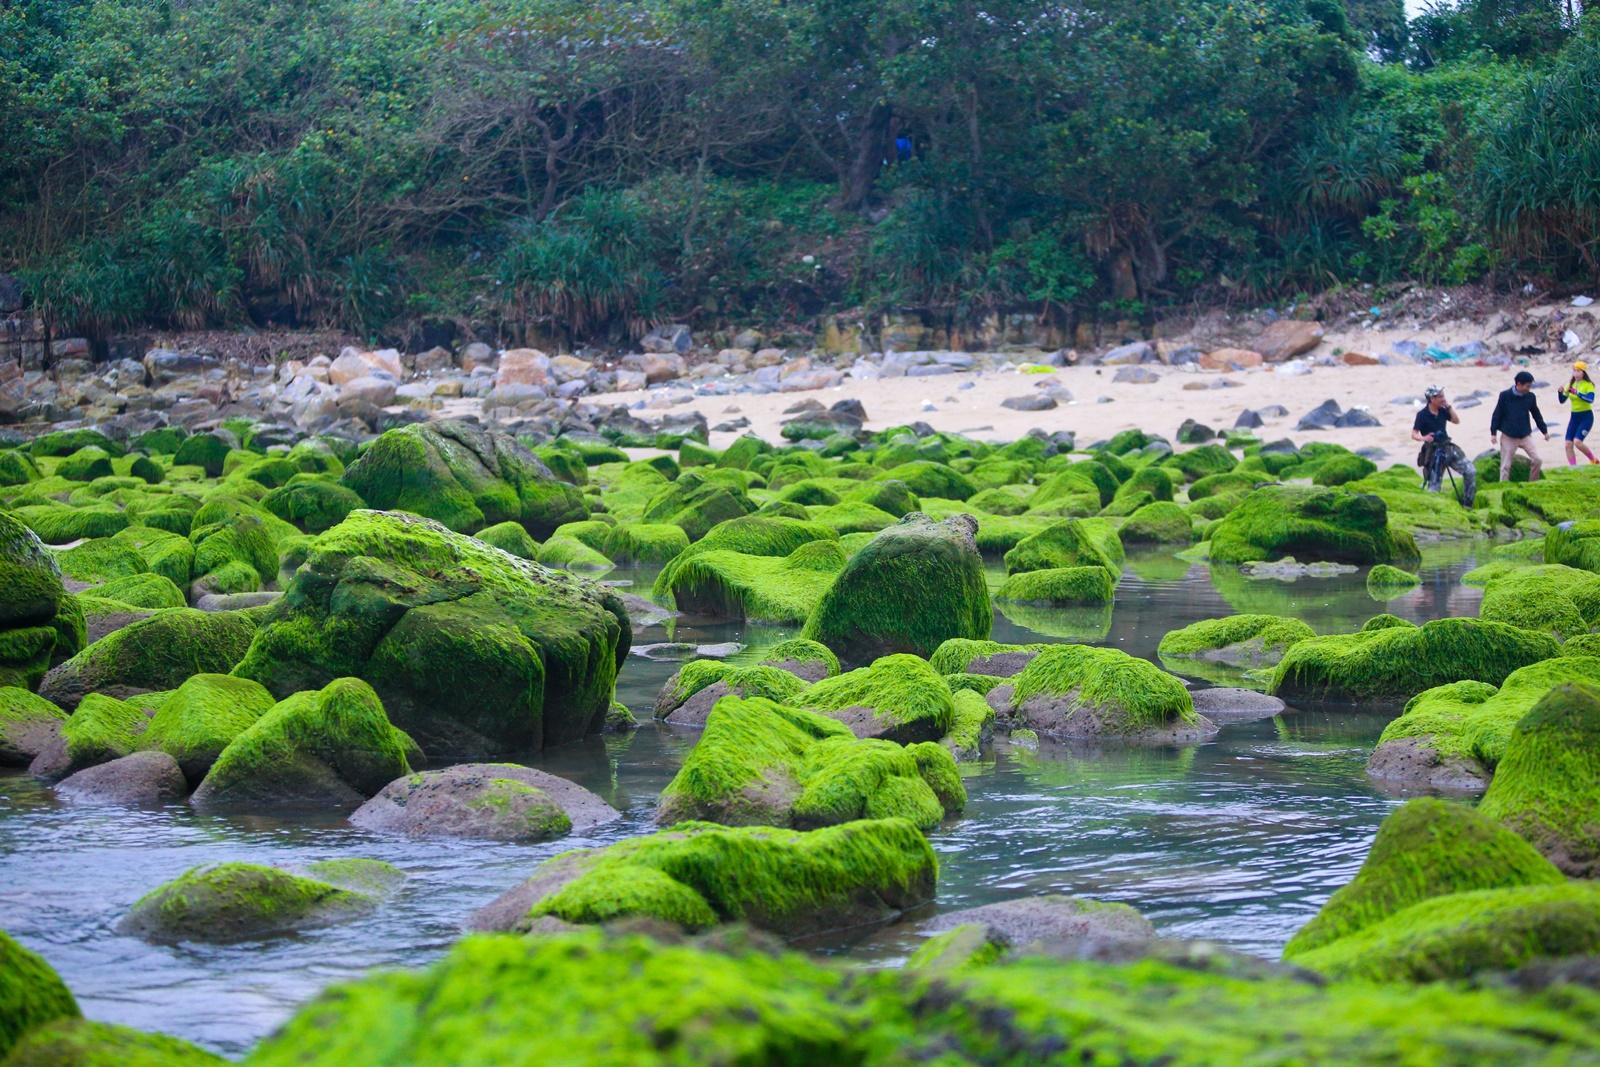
[1412,385,1476,506]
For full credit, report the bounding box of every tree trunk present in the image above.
[837,102,892,211]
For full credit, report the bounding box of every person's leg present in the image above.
[1452,453,1477,506]
[1577,413,1597,462]
[1499,435,1518,481]
[1518,436,1542,480]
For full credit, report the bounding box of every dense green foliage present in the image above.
[3,0,1596,344]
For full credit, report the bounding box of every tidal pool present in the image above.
[0,542,1487,1057]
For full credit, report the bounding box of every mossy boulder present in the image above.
[1369,655,1600,792]
[55,447,115,483]
[1002,518,1121,576]
[930,638,1043,678]
[0,513,86,690]
[172,433,231,477]
[657,696,962,830]
[1545,518,1600,573]
[1271,618,1561,703]
[136,673,277,785]
[995,566,1116,605]
[793,654,955,743]
[83,573,185,611]
[112,527,194,589]
[653,661,810,727]
[1208,486,1419,566]
[1119,501,1194,544]
[1479,682,1600,877]
[601,523,689,565]
[118,862,377,942]
[1,1017,225,1067]
[261,475,364,534]
[351,763,620,843]
[0,688,67,767]
[191,677,415,810]
[656,540,847,624]
[640,470,758,541]
[1157,614,1314,677]
[245,927,1600,1067]
[232,510,630,757]
[943,689,996,760]
[1366,564,1420,598]
[1283,797,1565,959]
[1477,564,1600,638]
[801,513,990,666]
[757,637,840,682]
[470,818,937,937]
[473,520,540,560]
[0,929,79,1060]
[1286,882,1600,982]
[988,645,1215,744]
[341,421,587,537]
[53,538,149,588]
[39,608,259,711]
[28,692,151,781]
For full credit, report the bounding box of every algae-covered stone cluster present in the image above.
[5,413,1600,1062]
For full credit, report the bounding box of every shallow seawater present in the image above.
[0,542,1490,1056]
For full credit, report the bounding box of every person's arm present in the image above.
[1446,404,1459,425]
[1559,382,1570,404]
[1579,381,1596,405]
[1532,397,1548,436]
[1489,393,1505,438]
[1412,413,1432,442]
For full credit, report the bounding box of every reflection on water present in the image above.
[0,539,1494,1055]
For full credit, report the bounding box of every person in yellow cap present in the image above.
[1557,360,1597,465]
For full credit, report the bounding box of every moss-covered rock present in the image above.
[653,661,810,726]
[757,637,840,682]
[640,470,758,541]
[1157,614,1314,677]
[1477,564,1600,638]
[1286,882,1600,982]
[1545,518,1600,573]
[351,763,619,843]
[793,654,955,743]
[232,510,629,757]
[191,677,415,810]
[1368,655,1600,792]
[0,513,85,690]
[55,447,115,483]
[137,673,277,785]
[1208,486,1419,566]
[8,504,130,544]
[82,574,185,611]
[995,566,1116,605]
[801,513,990,665]
[656,540,847,624]
[1271,618,1560,702]
[1119,501,1194,544]
[990,645,1214,744]
[470,818,937,937]
[341,421,586,537]
[118,862,376,942]
[39,608,259,711]
[658,696,962,829]
[600,523,689,565]
[261,475,364,534]
[473,520,540,559]
[53,538,149,587]
[172,433,232,477]
[1283,797,1565,958]
[1479,682,1600,877]
[1366,563,1420,598]
[112,527,194,589]
[0,688,67,767]
[944,688,996,760]
[0,929,80,1060]
[1002,518,1121,577]
[535,535,613,573]
[2,1017,225,1066]
[28,692,150,781]
[243,927,1600,1067]
[930,638,1042,678]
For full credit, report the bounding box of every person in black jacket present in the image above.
[1489,370,1549,481]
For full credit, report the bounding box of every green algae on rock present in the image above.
[1208,485,1419,566]
[246,927,1600,1066]
[653,661,810,726]
[655,540,846,623]
[28,692,149,781]
[0,688,66,767]
[0,513,85,691]
[1283,797,1565,958]
[38,608,259,711]
[1476,563,1600,638]
[1545,518,1600,573]
[1118,501,1194,544]
[232,510,629,757]
[0,929,79,1061]
[1157,614,1314,669]
[989,644,1210,743]
[1368,655,1600,792]
[757,637,840,681]
[137,673,277,786]
[801,513,990,665]
[472,520,540,560]
[1001,518,1121,576]
[2,1017,225,1067]
[191,677,414,810]
[470,818,937,937]
[351,763,619,843]
[995,566,1116,605]
[1365,564,1420,598]
[118,862,376,943]
[260,475,364,534]
[793,654,956,743]
[341,421,587,537]
[1478,682,1600,877]
[1286,882,1600,982]
[943,689,996,760]
[1270,617,1560,702]
[657,696,962,829]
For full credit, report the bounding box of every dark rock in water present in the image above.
[351,763,619,843]
[783,398,825,415]
[1357,447,1389,461]
[56,750,186,806]
[831,398,868,421]
[1234,409,1264,429]
[119,862,376,943]
[713,418,750,433]
[1000,394,1058,412]
[1336,409,1381,428]
[1296,399,1342,431]
[1190,688,1287,723]
[1260,435,1297,453]
[656,410,709,442]
[1176,418,1216,443]
[923,894,1155,958]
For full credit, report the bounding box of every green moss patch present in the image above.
[118,862,376,942]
